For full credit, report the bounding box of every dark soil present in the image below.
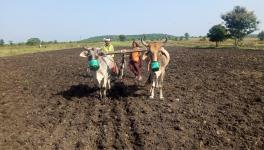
[0,47,263,149]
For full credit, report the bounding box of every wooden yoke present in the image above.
[102,48,148,55]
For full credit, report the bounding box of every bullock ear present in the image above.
[80,51,88,58]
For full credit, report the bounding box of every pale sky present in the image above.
[1,0,264,42]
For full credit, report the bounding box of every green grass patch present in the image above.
[0,41,131,57]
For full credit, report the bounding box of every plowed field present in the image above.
[0,47,263,149]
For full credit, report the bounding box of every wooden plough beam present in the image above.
[83,47,148,55]
[102,48,148,55]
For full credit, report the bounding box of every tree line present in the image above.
[0,39,14,46]
[80,33,193,42]
[0,33,191,46]
[0,38,59,46]
[81,34,176,42]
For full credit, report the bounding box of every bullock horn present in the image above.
[83,47,92,50]
[141,37,148,47]
[163,35,168,44]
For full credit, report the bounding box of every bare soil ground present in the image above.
[0,47,263,149]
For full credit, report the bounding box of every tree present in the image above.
[257,31,264,41]
[207,24,228,47]
[9,41,13,45]
[0,39,4,46]
[200,36,207,41]
[26,38,41,45]
[184,33,190,40]
[119,35,126,41]
[179,36,184,41]
[221,6,259,47]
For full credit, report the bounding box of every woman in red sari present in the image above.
[129,40,142,81]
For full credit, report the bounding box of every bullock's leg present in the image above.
[146,73,153,85]
[155,74,160,88]
[102,78,108,98]
[97,77,104,99]
[99,81,103,99]
[119,54,125,79]
[149,74,158,99]
[149,84,155,99]
[100,87,106,99]
[87,68,93,78]
[99,88,103,99]
[107,78,111,90]
[159,71,165,100]
[99,83,103,99]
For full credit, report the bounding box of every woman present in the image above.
[128,40,142,81]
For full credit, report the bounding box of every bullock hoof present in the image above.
[103,97,109,101]
[100,96,108,101]
[99,94,105,100]
[149,96,154,99]
[160,96,164,100]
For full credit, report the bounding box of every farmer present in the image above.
[102,38,115,56]
[101,38,118,74]
[128,40,142,81]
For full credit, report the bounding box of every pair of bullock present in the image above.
[80,37,170,99]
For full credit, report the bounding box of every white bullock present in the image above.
[141,37,170,99]
[80,47,117,99]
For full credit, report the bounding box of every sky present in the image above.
[1,0,264,42]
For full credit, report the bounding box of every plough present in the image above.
[102,48,148,55]
[83,47,148,55]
